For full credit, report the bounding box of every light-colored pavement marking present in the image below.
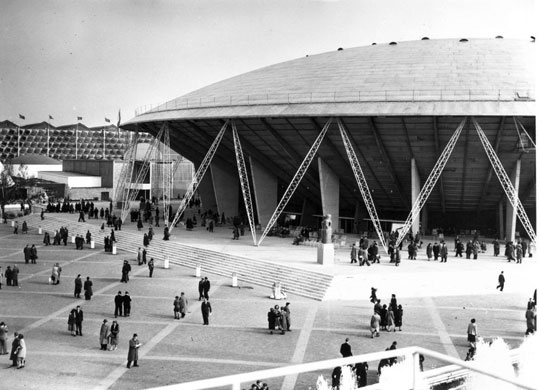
[280,305,318,390]
[93,285,222,390]
[423,296,460,358]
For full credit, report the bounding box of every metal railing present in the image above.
[146,346,534,390]
[134,88,534,116]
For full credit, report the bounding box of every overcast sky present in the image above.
[0,0,535,127]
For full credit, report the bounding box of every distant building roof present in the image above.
[21,122,56,130]
[56,123,91,130]
[0,120,18,128]
[11,154,61,165]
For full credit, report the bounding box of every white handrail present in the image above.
[146,346,534,390]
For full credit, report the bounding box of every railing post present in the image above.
[412,351,420,389]
[232,381,241,390]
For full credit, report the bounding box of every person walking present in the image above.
[525,306,536,335]
[115,291,123,317]
[109,320,120,350]
[126,334,141,368]
[496,271,505,291]
[394,304,403,331]
[467,318,478,348]
[201,298,212,325]
[51,263,62,285]
[198,277,205,300]
[179,292,188,319]
[74,274,82,298]
[148,258,154,278]
[84,277,93,300]
[370,310,381,338]
[340,338,353,357]
[123,291,132,317]
[440,241,448,262]
[202,277,211,300]
[75,306,84,336]
[350,243,359,264]
[99,319,110,351]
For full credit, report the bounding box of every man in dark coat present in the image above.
[432,242,440,260]
[440,242,448,262]
[84,277,93,300]
[496,271,505,291]
[74,274,82,298]
[114,291,123,317]
[23,245,30,264]
[201,298,212,325]
[198,277,204,300]
[340,338,353,357]
[75,305,84,336]
[123,291,132,317]
[121,260,131,283]
[30,245,38,264]
[126,333,141,368]
[202,277,211,300]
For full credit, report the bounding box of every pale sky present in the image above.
[0,0,536,127]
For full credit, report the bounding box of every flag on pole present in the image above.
[77,116,83,121]
[116,109,121,136]
[49,115,54,120]
[19,114,25,120]
[105,117,111,123]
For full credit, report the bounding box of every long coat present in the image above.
[100,323,110,345]
[17,339,26,359]
[127,338,140,361]
[74,277,83,295]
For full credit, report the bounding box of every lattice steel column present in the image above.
[473,118,536,245]
[120,125,165,222]
[396,118,467,247]
[169,120,229,233]
[232,121,257,245]
[114,131,140,217]
[257,118,333,246]
[337,119,387,253]
[161,125,173,225]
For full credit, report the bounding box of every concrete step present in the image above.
[18,214,333,300]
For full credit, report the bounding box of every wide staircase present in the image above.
[17,213,333,300]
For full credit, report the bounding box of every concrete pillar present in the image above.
[498,201,504,240]
[354,201,363,234]
[197,168,218,213]
[211,163,239,220]
[249,156,277,228]
[411,158,421,235]
[317,157,340,230]
[505,159,521,242]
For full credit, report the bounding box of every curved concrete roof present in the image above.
[129,38,535,124]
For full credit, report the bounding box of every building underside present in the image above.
[124,114,535,238]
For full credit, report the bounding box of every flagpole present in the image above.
[17,126,20,157]
[47,123,50,157]
[103,126,106,158]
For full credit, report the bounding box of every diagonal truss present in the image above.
[257,118,333,246]
[232,121,257,245]
[114,131,140,219]
[513,117,536,150]
[161,125,173,225]
[473,118,536,245]
[337,119,388,253]
[396,118,467,247]
[120,124,166,222]
[168,120,229,233]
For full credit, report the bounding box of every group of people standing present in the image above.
[267,302,291,335]
[0,265,19,288]
[369,289,403,337]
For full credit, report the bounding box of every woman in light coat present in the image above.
[16,334,26,369]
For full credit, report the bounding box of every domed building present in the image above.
[123,38,536,240]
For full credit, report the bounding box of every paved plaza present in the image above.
[0,214,536,390]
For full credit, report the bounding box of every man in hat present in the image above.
[126,333,141,368]
[496,271,505,291]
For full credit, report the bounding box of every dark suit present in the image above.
[115,294,123,317]
[75,309,84,335]
[201,301,212,325]
[340,342,353,357]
